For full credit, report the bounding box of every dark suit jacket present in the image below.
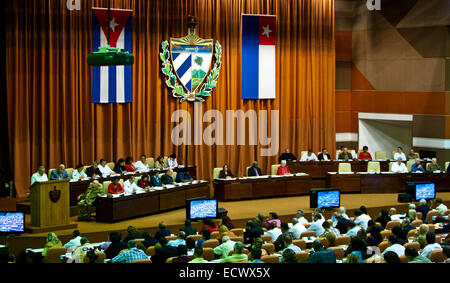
[154,229,172,241]
[104,241,128,259]
[306,249,336,263]
[318,153,331,161]
[416,205,430,221]
[85,166,102,178]
[161,174,174,185]
[335,219,350,235]
[338,152,353,160]
[123,233,144,243]
[113,164,127,174]
[274,231,296,252]
[248,167,263,177]
[180,226,197,236]
[219,170,234,179]
[142,238,159,248]
[278,153,297,163]
[244,227,264,245]
[172,255,194,264]
[151,245,178,264]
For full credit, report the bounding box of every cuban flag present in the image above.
[242,14,276,100]
[91,8,133,103]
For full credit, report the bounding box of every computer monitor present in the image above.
[310,189,340,208]
[415,183,435,201]
[186,198,218,220]
[0,212,25,234]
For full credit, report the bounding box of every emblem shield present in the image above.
[170,35,213,94]
[49,187,61,203]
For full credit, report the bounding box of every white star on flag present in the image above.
[109,18,119,32]
[262,25,272,38]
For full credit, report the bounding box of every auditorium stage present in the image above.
[5,192,450,256]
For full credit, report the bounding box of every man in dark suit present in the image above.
[273,222,296,252]
[142,232,158,248]
[416,199,430,221]
[243,220,264,246]
[334,213,349,234]
[278,149,297,163]
[161,168,176,185]
[150,237,177,264]
[104,232,127,259]
[318,148,331,161]
[306,240,336,263]
[247,161,263,177]
[180,219,197,236]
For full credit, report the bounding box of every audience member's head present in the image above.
[419,199,427,206]
[127,226,138,235]
[426,232,436,244]
[269,212,279,220]
[282,235,293,248]
[201,228,211,240]
[73,230,80,238]
[389,208,397,216]
[392,226,406,240]
[193,246,203,259]
[176,245,188,257]
[251,247,262,261]
[418,224,429,235]
[326,233,336,247]
[383,251,400,263]
[280,222,289,233]
[269,221,278,230]
[281,249,299,263]
[234,242,245,255]
[345,253,360,263]
[80,237,89,245]
[359,206,367,215]
[184,219,192,227]
[405,246,419,261]
[322,221,330,230]
[312,240,323,252]
[296,210,305,218]
[186,238,196,250]
[109,232,121,243]
[408,210,417,221]
[388,235,398,246]
[354,210,362,217]
[203,218,216,228]
[158,222,167,230]
[127,240,137,249]
[408,203,416,210]
[177,231,186,240]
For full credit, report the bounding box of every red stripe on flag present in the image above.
[259,16,276,46]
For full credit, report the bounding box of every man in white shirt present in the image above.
[345,221,361,237]
[434,198,448,215]
[307,214,325,237]
[391,158,408,173]
[381,235,405,257]
[167,231,186,248]
[420,232,442,258]
[124,176,142,194]
[30,166,48,185]
[134,155,150,173]
[98,159,116,178]
[296,210,309,225]
[72,164,88,181]
[338,207,350,220]
[354,210,371,230]
[393,147,406,161]
[213,236,235,259]
[265,222,282,242]
[168,153,178,168]
[289,218,306,239]
[281,235,302,253]
[64,230,82,249]
[300,150,318,161]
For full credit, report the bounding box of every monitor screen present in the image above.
[415,183,435,200]
[317,190,340,208]
[189,199,218,220]
[0,212,25,234]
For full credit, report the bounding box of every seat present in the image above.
[146,158,155,169]
[300,231,316,238]
[145,246,155,256]
[202,248,215,261]
[292,239,306,250]
[406,160,415,172]
[48,169,55,178]
[211,232,220,240]
[403,242,420,250]
[367,162,380,173]
[375,222,382,227]
[132,259,152,263]
[119,249,128,254]
[328,247,344,260]
[230,228,244,237]
[391,151,396,160]
[66,168,74,178]
[166,257,176,263]
[425,210,441,223]
[261,255,280,263]
[316,237,328,248]
[246,166,251,177]
[427,224,436,233]
[445,161,450,172]
[416,212,423,220]
[134,238,145,244]
[186,234,202,242]
[338,163,352,173]
[380,230,392,240]
[365,257,381,263]
[335,236,351,246]
[385,221,401,230]
[202,239,220,249]
[295,252,309,263]
[400,255,408,263]
[261,234,272,243]
[82,165,89,173]
[44,247,66,263]
[234,261,249,263]
[389,162,395,172]
[411,220,423,227]
[429,249,446,263]
[229,236,244,243]
[83,252,106,263]
[102,181,112,191]
[300,151,308,158]
[304,223,311,228]
[262,243,275,254]
[407,229,418,238]
[271,164,280,175]
[378,241,389,253]
[106,162,115,171]
[444,209,450,216]
[165,236,178,241]
[213,168,222,179]
[374,151,387,160]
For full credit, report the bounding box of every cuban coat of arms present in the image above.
[160,17,222,102]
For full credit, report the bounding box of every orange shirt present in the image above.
[358,152,372,160]
[277,166,291,175]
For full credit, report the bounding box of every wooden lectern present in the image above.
[27,180,77,233]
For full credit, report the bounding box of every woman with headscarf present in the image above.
[42,232,63,258]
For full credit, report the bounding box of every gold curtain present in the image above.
[6,0,335,199]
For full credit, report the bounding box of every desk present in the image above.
[95,181,209,223]
[325,172,450,193]
[213,174,312,201]
[69,166,197,206]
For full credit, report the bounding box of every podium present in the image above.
[27,180,77,233]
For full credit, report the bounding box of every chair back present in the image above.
[335,236,351,246]
[429,249,446,263]
[165,236,178,242]
[271,164,280,175]
[292,239,306,250]
[166,257,176,263]
[262,243,275,254]
[202,247,215,261]
[304,223,311,228]
[374,151,387,160]
[385,221,401,230]
[134,238,145,244]
[407,229,418,237]
[211,231,220,240]
[445,161,450,172]
[444,209,450,216]
[380,230,392,240]
[403,242,420,250]
[295,252,309,263]
[301,151,308,158]
[316,237,328,248]
[400,255,408,263]
[261,234,272,243]
[66,168,74,178]
[300,231,316,238]
[411,220,423,227]
[416,212,423,220]
[338,163,352,173]
[389,162,395,172]
[378,241,390,253]
[146,158,155,169]
[145,246,155,256]
[427,224,435,233]
[186,234,203,242]
[45,247,66,263]
[261,255,280,263]
[202,239,220,249]
[83,252,106,263]
[230,228,244,237]
[132,259,152,263]
[229,236,244,243]
[106,162,115,170]
[329,247,344,260]
[425,210,440,223]
[246,166,251,177]
[213,168,222,179]
[367,162,380,173]
[406,160,415,172]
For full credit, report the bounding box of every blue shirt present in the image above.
[307,222,325,237]
[150,176,162,187]
[50,169,70,180]
[306,249,336,263]
[411,163,425,173]
[111,247,148,263]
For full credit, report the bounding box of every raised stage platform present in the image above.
[4,192,450,257]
